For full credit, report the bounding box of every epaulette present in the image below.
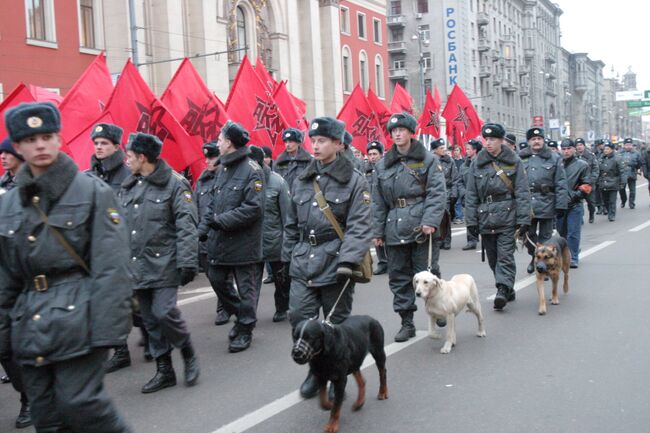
[248,159,261,171]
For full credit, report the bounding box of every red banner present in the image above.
[389,82,414,114]
[441,85,483,141]
[337,84,386,154]
[273,80,312,154]
[254,56,278,93]
[367,88,392,145]
[417,87,442,138]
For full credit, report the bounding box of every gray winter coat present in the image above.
[86,149,130,193]
[618,149,642,181]
[0,153,132,365]
[439,153,459,200]
[372,139,447,245]
[199,147,265,266]
[519,145,569,218]
[273,147,312,192]
[576,148,599,185]
[119,159,198,289]
[262,166,291,262]
[465,146,531,234]
[343,147,364,172]
[282,154,371,287]
[457,157,473,200]
[0,172,17,192]
[597,152,626,191]
[563,156,590,208]
[194,168,218,257]
[363,160,378,197]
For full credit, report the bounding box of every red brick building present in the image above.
[0,0,105,100]
[339,0,389,103]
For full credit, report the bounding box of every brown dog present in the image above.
[534,234,571,315]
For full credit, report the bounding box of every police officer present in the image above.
[431,138,458,250]
[460,139,482,250]
[593,139,606,214]
[0,137,24,193]
[557,139,590,268]
[120,132,200,393]
[342,130,364,171]
[618,138,642,209]
[372,112,446,341]
[575,137,599,223]
[597,141,626,221]
[274,128,312,191]
[505,133,517,152]
[199,121,265,353]
[365,141,388,274]
[282,116,371,398]
[465,123,531,310]
[249,145,292,322]
[642,145,650,204]
[547,140,559,154]
[0,102,132,432]
[194,142,238,326]
[520,128,568,274]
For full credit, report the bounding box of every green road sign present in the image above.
[626,99,650,108]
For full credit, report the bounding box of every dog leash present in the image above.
[324,278,352,326]
[427,234,433,272]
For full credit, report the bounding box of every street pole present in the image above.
[128,0,139,67]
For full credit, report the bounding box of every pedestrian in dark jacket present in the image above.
[0,102,133,432]
[274,128,312,191]
[618,138,642,209]
[120,132,200,393]
[431,138,459,250]
[597,141,626,221]
[465,123,531,310]
[519,127,568,274]
[282,116,372,399]
[372,112,447,341]
[460,139,482,250]
[0,137,23,194]
[557,139,590,267]
[365,141,388,275]
[575,137,599,223]
[198,121,265,353]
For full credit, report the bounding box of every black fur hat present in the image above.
[222,120,250,148]
[505,133,517,145]
[126,132,162,159]
[366,141,384,154]
[387,112,417,134]
[560,138,575,148]
[343,131,353,147]
[526,127,545,141]
[91,123,123,145]
[248,145,265,166]
[282,128,304,143]
[5,102,61,142]
[202,141,219,158]
[482,123,506,139]
[308,117,346,141]
[430,138,445,149]
[575,138,585,145]
[261,146,273,159]
[467,139,483,152]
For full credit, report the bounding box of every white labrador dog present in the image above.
[413,271,486,353]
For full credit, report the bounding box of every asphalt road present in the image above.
[1,182,649,433]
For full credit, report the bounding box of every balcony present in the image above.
[524,48,535,59]
[519,64,530,75]
[492,73,502,85]
[520,88,529,96]
[500,34,515,44]
[504,58,515,69]
[574,78,587,93]
[389,68,409,80]
[477,11,489,25]
[478,35,490,52]
[387,41,407,54]
[503,79,517,92]
[545,82,557,96]
[479,65,491,78]
[491,49,500,61]
[387,15,406,27]
[545,51,556,63]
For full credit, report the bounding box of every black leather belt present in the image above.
[300,229,339,246]
[480,193,513,204]
[27,269,85,292]
[391,196,424,209]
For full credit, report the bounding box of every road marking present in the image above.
[210,331,429,433]
[452,229,467,237]
[636,181,648,189]
[486,240,616,300]
[629,220,650,232]
[178,291,214,306]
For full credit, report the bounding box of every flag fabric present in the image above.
[225,55,288,158]
[0,84,36,142]
[59,53,114,145]
[273,80,312,154]
[389,82,414,114]
[254,56,278,93]
[337,84,386,154]
[417,88,442,138]
[441,85,483,141]
[28,85,63,106]
[367,88,392,144]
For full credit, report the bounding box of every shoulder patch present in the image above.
[362,191,371,205]
[437,164,443,172]
[182,191,193,203]
[107,208,121,225]
[407,162,425,169]
[172,172,186,181]
[500,164,515,170]
[248,160,261,170]
[254,180,263,192]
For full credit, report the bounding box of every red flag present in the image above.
[254,56,278,93]
[59,53,114,145]
[441,85,483,140]
[367,88,392,143]
[445,122,466,155]
[337,84,386,154]
[28,85,63,106]
[417,88,442,138]
[390,82,414,114]
[273,80,312,154]
[225,55,288,158]
[0,84,36,141]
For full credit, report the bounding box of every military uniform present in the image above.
[597,147,626,221]
[465,124,531,309]
[618,143,642,208]
[364,151,387,274]
[274,146,312,191]
[437,151,459,249]
[0,171,17,192]
[87,150,130,192]
[575,139,599,222]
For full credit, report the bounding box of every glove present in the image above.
[179,268,196,286]
[516,224,530,238]
[555,209,566,218]
[467,225,479,238]
[336,262,363,283]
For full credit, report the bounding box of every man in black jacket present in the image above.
[274,128,312,191]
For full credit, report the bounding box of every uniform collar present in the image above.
[122,159,172,188]
[90,149,126,174]
[299,153,353,184]
[219,146,251,167]
[476,145,518,167]
[383,139,426,168]
[15,152,78,209]
[276,146,312,164]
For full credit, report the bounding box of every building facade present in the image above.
[0,0,105,100]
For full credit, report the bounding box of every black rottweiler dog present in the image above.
[291,315,388,433]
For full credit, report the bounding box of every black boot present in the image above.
[300,372,319,399]
[181,342,200,386]
[493,284,509,310]
[228,323,240,341]
[229,328,252,353]
[15,394,32,429]
[462,242,477,251]
[588,212,594,223]
[394,312,416,342]
[215,300,231,326]
[526,258,535,274]
[141,327,153,362]
[105,345,131,373]
[506,286,516,302]
[141,353,176,393]
[272,311,287,322]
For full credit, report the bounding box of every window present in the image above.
[78,0,104,50]
[340,7,350,34]
[357,13,366,39]
[393,59,406,69]
[236,6,248,61]
[375,55,385,98]
[342,46,352,92]
[422,52,432,70]
[359,51,369,91]
[390,1,402,15]
[417,0,429,14]
[25,0,56,43]
[418,25,430,42]
[424,79,432,93]
[373,18,381,44]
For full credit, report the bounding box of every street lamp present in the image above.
[539,70,550,136]
[412,31,429,111]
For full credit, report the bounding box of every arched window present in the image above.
[236,6,248,61]
[374,54,385,98]
[359,50,368,91]
[342,45,352,92]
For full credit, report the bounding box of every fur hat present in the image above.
[222,120,250,148]
[430,138,445,149]
[282,128,304,143]
[261,146,273,159]
[547,140,558,149]
[467,139,483,152]
[505,133,517,145]
[623,137,633,144]
[575,138,585,145]
[202,141,219,158]
[343,131,353,147]
[366,141,384,154]
[519,141,529,150]
[604,140,615,149]
[248,145,265,166]
[386,112,417,134]
[560,138,575,148]
[526,127,545,141]
[126,132,163,159]
[91,123,123,145]
[5,102,61,142]
[0,137,24,161]
[308,117,346,141]
[481,123,506,139]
